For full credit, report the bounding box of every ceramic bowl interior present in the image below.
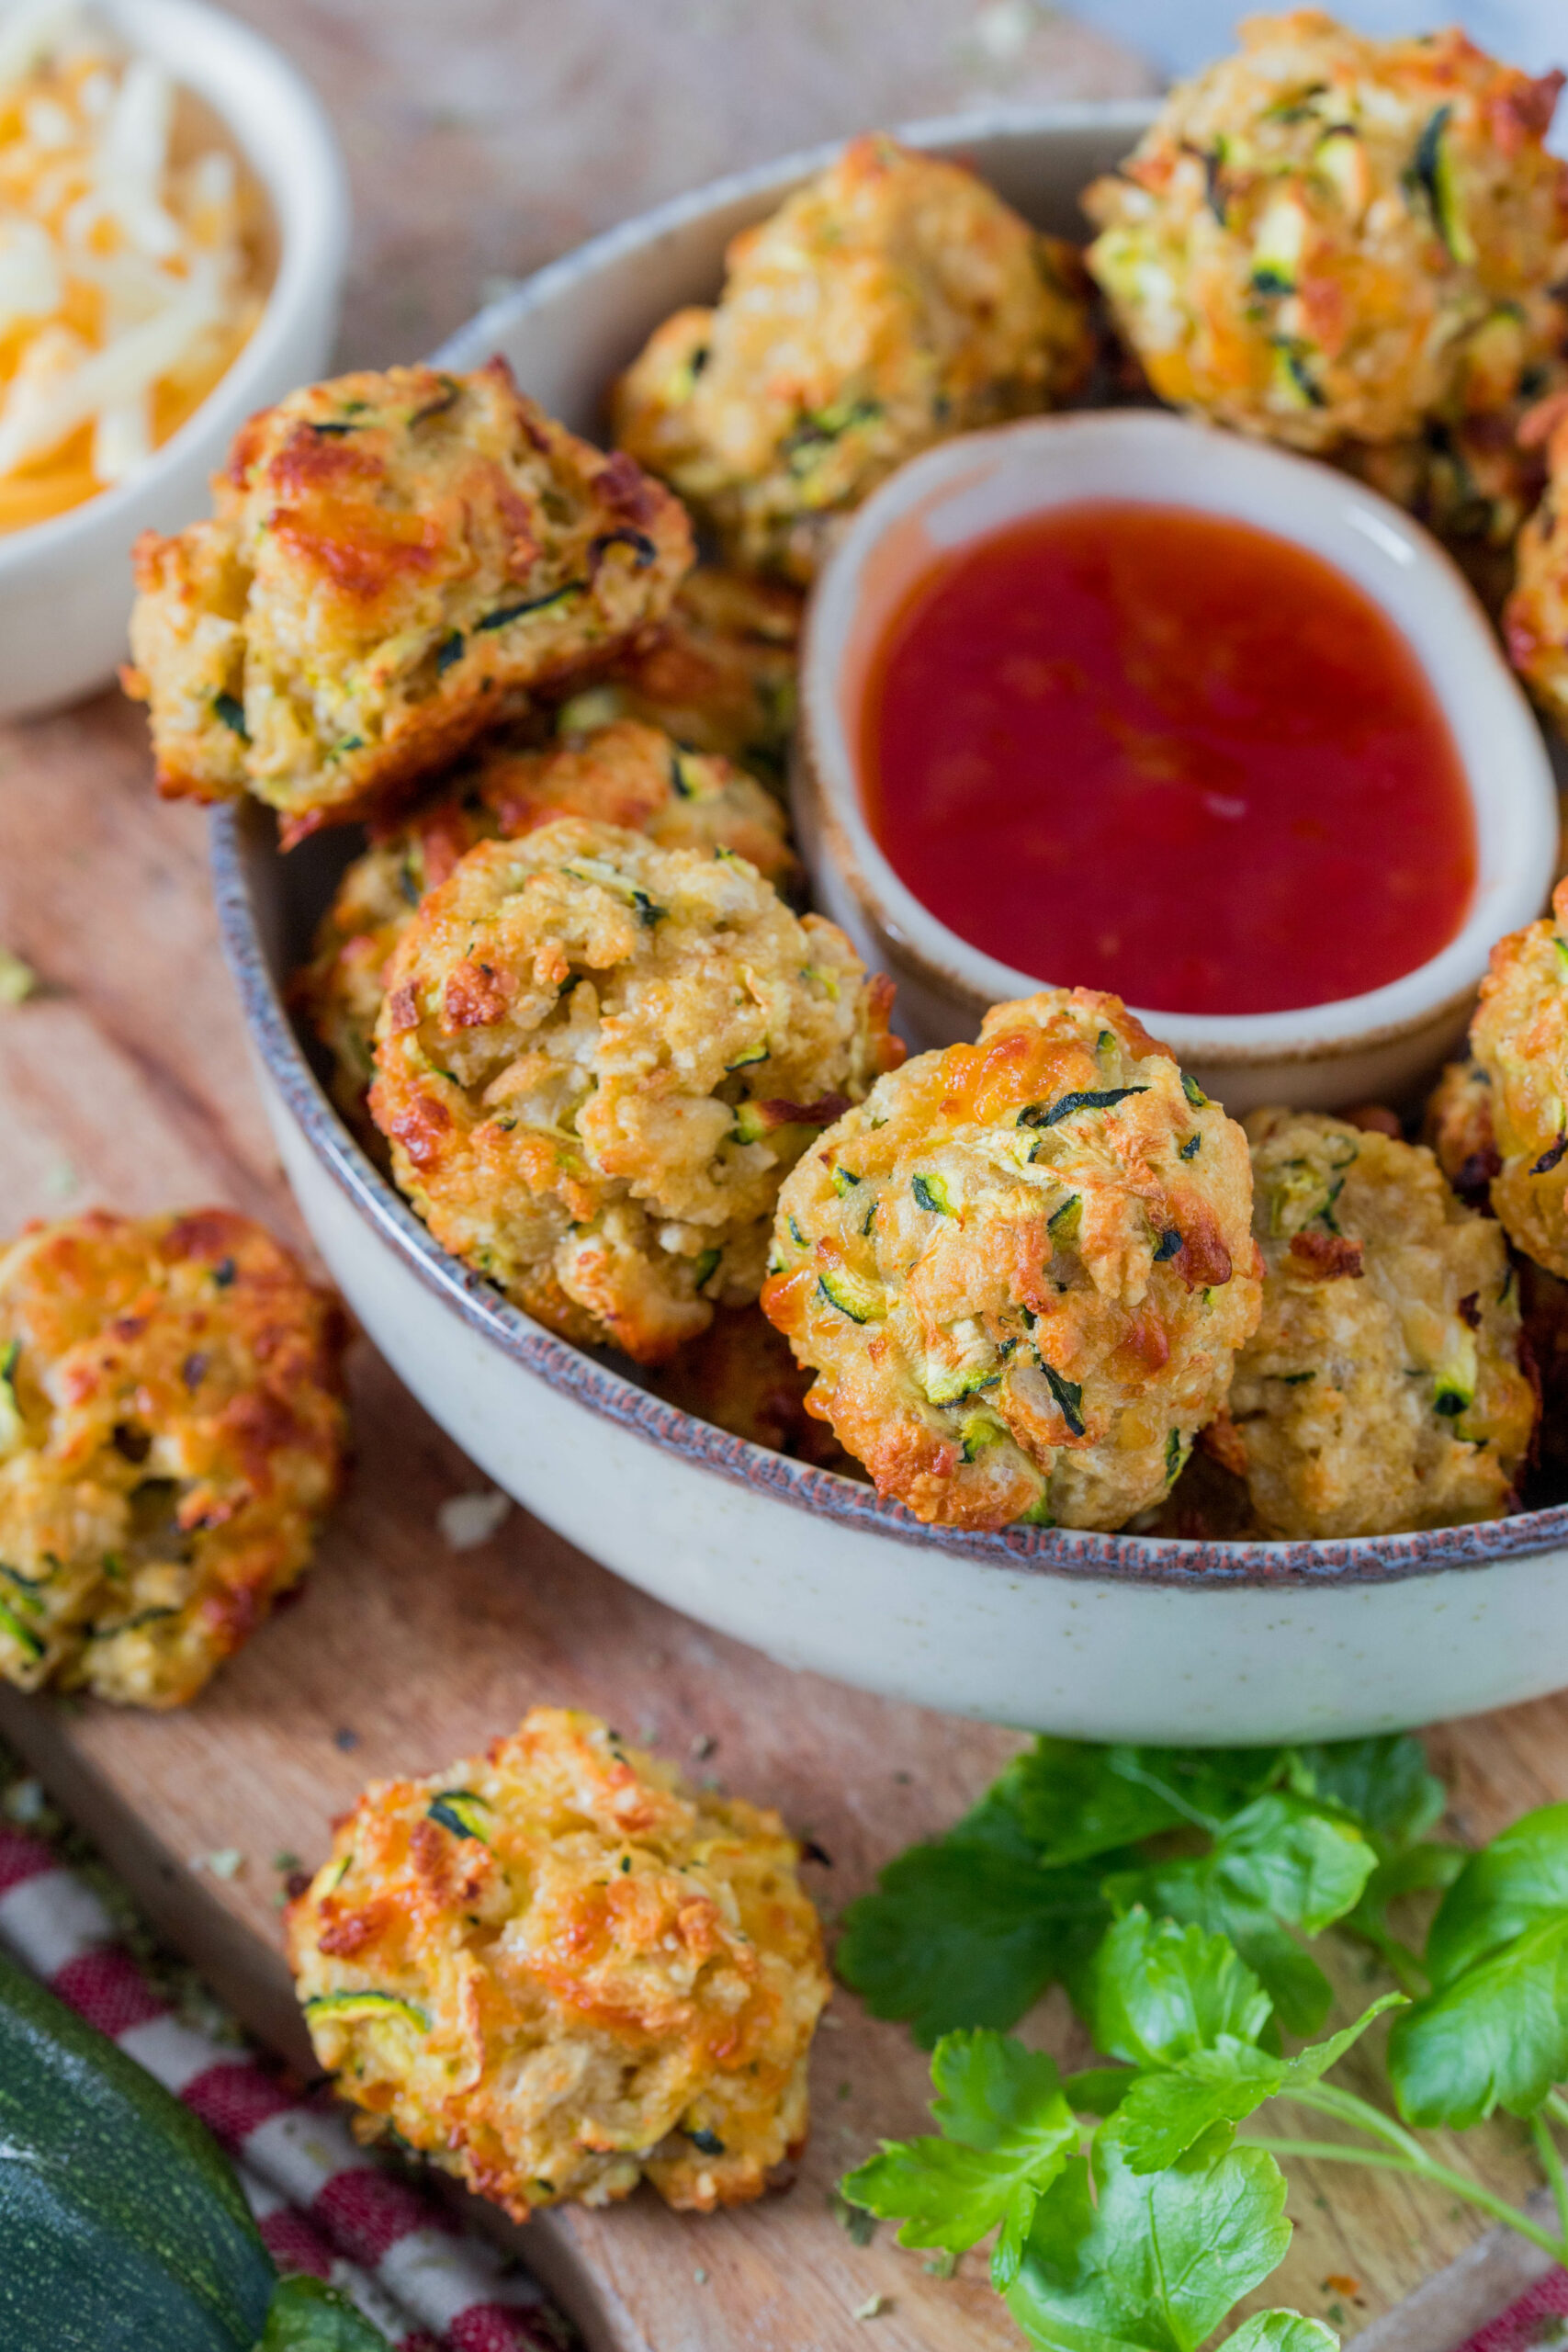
[210,105,1568,1725]
[799,411,1559,1106]
[0,0,349,718]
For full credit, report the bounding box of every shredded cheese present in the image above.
[0,0,266,531]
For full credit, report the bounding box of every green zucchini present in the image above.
[1270,336,1325,410]
[818,1267,882,1324]
[560,858,666,928]
[212,693,249,742]
[958,1410,1007,1463]
[0,1949,386,2351]
[427,1788,491,1842]
[1040,1363,1086,1439]
[301,1990,428,2033]
[1046,1195,1081,1247]
[476,581,585,631]
[1018,1086,1148,1132]
[830,1166,861,1197]
[0,1337,22,1455]
[910,1172,953,1216]
[1412,105,1475,265]
[692,1247,722,1289]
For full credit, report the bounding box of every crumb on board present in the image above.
[852,2293,888,2322]
[192,1848,244,1880]
[437,1487,513,1550]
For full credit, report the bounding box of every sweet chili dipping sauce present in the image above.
[861,501,1475,1016]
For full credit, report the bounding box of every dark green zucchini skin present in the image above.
[0,1947,275,2352]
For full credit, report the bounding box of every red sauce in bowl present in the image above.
[860,500,1475,1017]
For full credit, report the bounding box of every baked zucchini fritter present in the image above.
[612,133,1091,582]
[1219,1110,1535,1538]
[557,563,802,793]
[1083,15,1568,455]
[761,989,1261,1531]
[649,1306,859,1473]
[0,1209,347,1706]
[288,1707,829,2219]
[298,718,795,1129]
[1469,876,1568,1278]
[1506,394,1568,737]
[369,817,901,1364]
[125,360,692,841]
[1423,1054,1500,1208]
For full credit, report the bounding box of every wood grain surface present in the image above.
[0,8,1563,2348]
[1,695,1566,2352]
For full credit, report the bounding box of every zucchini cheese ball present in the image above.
[611,134,1091,583]
[558,564,803,793]
[1506,395,1568,735]
[1217,1111,1534,1538]
[649,1306,859,1474]
[288,1706,829,2219]
[1469,877,1568,1278]
[0,1209,347,1707]
[1083,15,1568,454]
[125,360,692,842]
[369,817,901,1363]
[1424,1054,1500,1208]
[298,718,795,1128]
[761,989,1261,1532]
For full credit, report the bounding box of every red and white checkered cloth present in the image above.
[0,1820,566,2352]
[1460,2271,1568,2352]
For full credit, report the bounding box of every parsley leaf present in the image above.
[1108,1993,1404,2175]
[1005,2124,1296,2352]
[836,1773,1111,2045]
[1106,1793,1376,2034]
[263,2274,392,2350]
[1390,1803,1568,2125]
[1087,1910,1273,2067]
[1290,1736,1461,1982]
[1288,1735,1446,1849]
[1010,1740,1285,1862]
[1226,2318,1339,2352]
[841,2030,1077,2287]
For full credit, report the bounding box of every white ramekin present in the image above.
[797,409,1560,1113]
[0,0,349,720]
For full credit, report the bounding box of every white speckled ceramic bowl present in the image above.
[214,107,1568,1745]
[0,0,348,719]
[796,410,1559,1113]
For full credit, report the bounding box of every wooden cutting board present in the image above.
[3,689,1568,2352]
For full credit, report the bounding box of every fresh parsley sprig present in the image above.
[839,1736,1568,2348]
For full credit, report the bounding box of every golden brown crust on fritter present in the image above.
[0,1209,348,1705]
[1470,876,1568,1276]
[368,817,901,1363]
[1084,14,1568,455]
[649,1306,860,1473]
[612,134,1091,582]
[1423,1055,1500,1209]
[557,565,802,793]
[761,989,1261,1532]
[1506,397,1568,737]
[287,1707,829,2220]
[1225,1110,1535,1538]
[125,360,693,840]
[296,719,795,1132]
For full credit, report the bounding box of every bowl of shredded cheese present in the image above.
[0,0,347,718]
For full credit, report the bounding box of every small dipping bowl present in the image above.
[796,409,1559,1113]
[0,0,348,720]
